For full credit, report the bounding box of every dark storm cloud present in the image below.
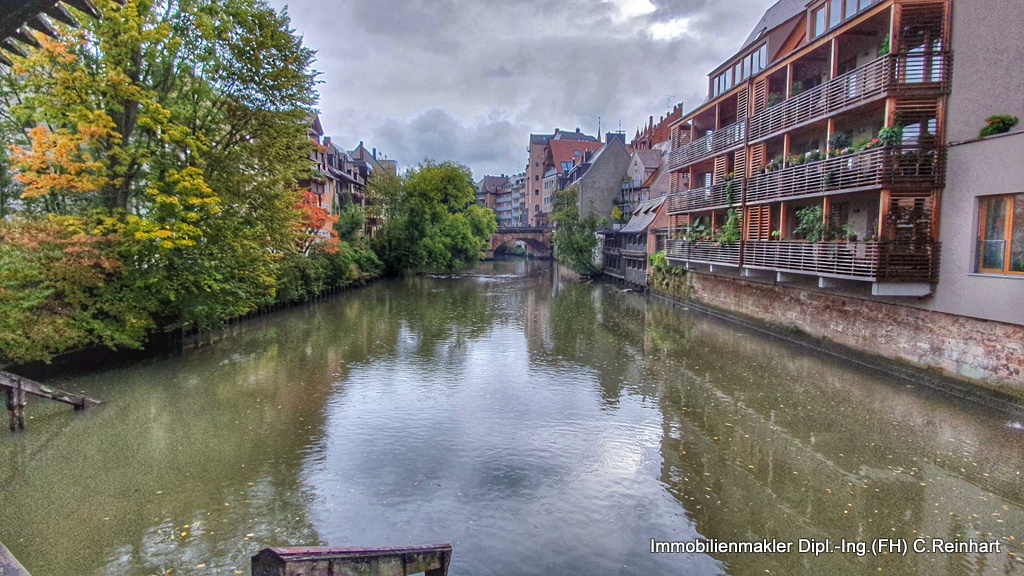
[268,0,771,178]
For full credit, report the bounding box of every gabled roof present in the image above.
[306,114,324,137]
[739,0,805,53]
[1,0,127,65]
[619,197,666,234]
[552,129,599,142]
[634,148,662,170]
[478,175,508,194]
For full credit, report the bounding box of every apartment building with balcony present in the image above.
[659,0,1024,392]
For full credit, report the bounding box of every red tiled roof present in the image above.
[549,139,603,174]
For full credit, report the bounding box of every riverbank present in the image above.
[5,274,381,382]
[645,268,1024,416]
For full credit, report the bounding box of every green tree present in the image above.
[373,160,497,274]
[335,202,365,242]
[0,0,332,362]
[551,185,599,275]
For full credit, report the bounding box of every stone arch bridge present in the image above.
[487,227,552,258]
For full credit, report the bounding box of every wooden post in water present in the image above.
[5,385,14,432]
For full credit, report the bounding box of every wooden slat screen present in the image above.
[745,205,771,241]
[737,86,749,120]
[714,156,728,184]
[752,78,768,115]
[748,143,766,176]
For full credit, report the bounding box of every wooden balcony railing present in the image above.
[665,239,741,266]
[668,119,746,171]
[667,179,742,214]
[746,146,945,205]
[749,52,952,142]
[744,240,939,282]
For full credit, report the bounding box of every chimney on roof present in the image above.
[575,127,580,133]
[372,147,377,159]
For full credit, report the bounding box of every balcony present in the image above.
[748,52,952,142]
[667,179,742,214]
[746,145,945,205]
[668,119,746,171]
[744,240,939,283]
[665,239,741,267]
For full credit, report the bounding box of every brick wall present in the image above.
[679,272,1024,398]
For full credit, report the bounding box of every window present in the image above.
[535,175,540,181]
[829,0,842,29]
[574,150,581,156]
[845,0,857,19]
[812,6,826,38]
[977,194,1024,274]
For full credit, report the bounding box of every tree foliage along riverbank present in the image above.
[372,160,497,276]
[551,186,599,276]
[0,0,382,365]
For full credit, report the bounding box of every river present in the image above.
[1,260,1022,575]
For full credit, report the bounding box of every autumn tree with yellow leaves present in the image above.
[0,0,379,364]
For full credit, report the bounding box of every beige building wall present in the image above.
[916,0,1024,326]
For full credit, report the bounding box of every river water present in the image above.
[1,260,1022,576]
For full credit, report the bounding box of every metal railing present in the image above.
[668,119,746,171]
[748,52,952,141]
[666,179,742,214]
[746,146,945,205]
[743,240,939,282]
[665,239,741,266]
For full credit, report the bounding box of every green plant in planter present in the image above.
[980,115,1020,138]
[649,250,669,273]
[770,229,782,240]
[793,205,826,242]
[808,149,822,162]
[877,125,903,147]
[612,206,624,222]
[716,209,742,245]
[791,81,804,95]
[767,92,783,107]
[828,132,853,151]
[879,34,890,57]
[789,153,805,166]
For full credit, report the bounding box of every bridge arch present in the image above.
[488,227,552,257]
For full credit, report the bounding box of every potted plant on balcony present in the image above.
[793,205,825,243]
[980,115,1020,138]
[877,125,903,147]
[716,209,742,245]
[828,133,853,156]
[879,34,890,57]
[767,92,783,108]
[724,172,736,204]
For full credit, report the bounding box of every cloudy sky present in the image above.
[265,0,772,179]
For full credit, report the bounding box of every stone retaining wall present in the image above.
[653,270,1024,399]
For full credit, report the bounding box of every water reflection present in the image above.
[0,260,1020,576]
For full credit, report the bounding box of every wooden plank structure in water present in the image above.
[1,371,101,431]
[0,542,31,576]
[252,545,453,576]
